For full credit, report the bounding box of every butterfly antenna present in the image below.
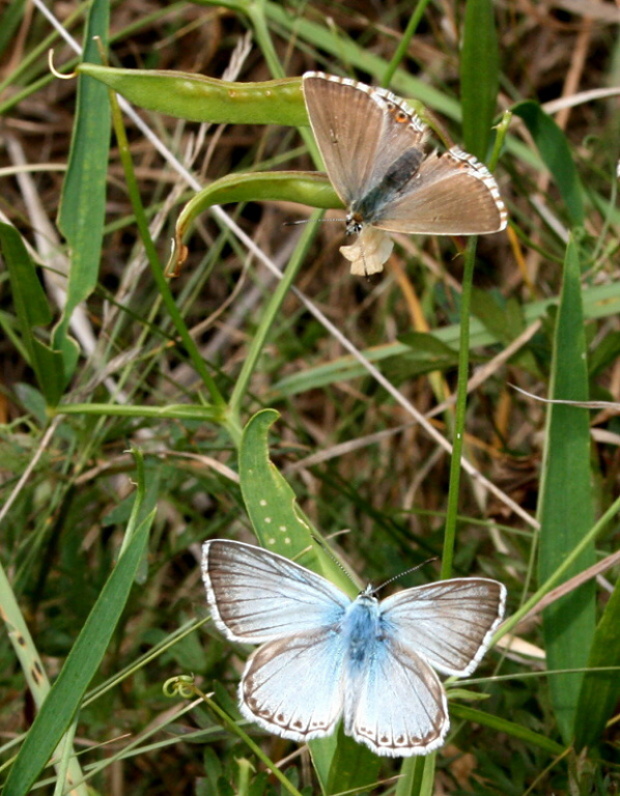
[283,217,345,228]
[311,535,358,589]
[374,557,438,594]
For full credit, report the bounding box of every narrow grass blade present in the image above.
[389,331,459,381]
[0,0,26,56]
[395,756,432,796]
[54,0,110,376]
[574,576,620,749]
[451,704,564,755]
[271,280,620,398]
[0,223,65,405]
[460,0,500,160]
[512,101,585,226]
[537,236,596,743]
[322,727,381,795]
[3,503,154,796]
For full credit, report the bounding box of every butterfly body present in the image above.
[202,539,506,757]
[347,148,427,235]
[341,589,387,667]
[301,72,507,275]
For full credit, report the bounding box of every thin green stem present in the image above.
[228,212,323,422]
[196,685,304,796]
[382,0,433,87]
[118,447,145,556]
[50,402,222,421]
[440,237,478,580]
[106,77,229,417]
[245,0,319,159]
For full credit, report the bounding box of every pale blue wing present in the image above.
[240,628,346,741]
[302,72,426,208]
[373,147,507,235]
[202,540,349,643]
[380,578,506,676]
[344,637,449,757]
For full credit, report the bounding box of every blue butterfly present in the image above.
[202,539,506,757]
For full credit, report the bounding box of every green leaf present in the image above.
[0,222,65,405]
[54,0,111,377]
[395,756,434,796]
[3,504,154,796]
[78,64,308,126]
[270,280,620,398]
[589,330,620,378]
[450,703,564,755]
[470,288,524,345]
[574,576,620,749]
[171,171,339,274]
[512,101,585,226]
[384,331,460,383]
[537,236,596,743]
[238,410,354,594]
[0,0,27,57]
[460,0,500,160]
[324,726,381,795]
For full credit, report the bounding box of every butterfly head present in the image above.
[345,211,364,237]
[358,582,379,602]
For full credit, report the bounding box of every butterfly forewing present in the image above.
[374,148,507,235]
[240,627,346,741]
[344,638,449,757]
[302,73,427,210]
[380,578,506,676]
[202,540,349,643]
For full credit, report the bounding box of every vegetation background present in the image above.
[1,0,620,794]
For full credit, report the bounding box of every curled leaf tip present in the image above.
[165,236,188,278]
[48,49,76,80]
[163,674,196,698]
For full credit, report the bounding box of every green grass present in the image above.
[1,0,620,793]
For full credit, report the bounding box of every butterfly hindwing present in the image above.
[240,627,346,741]
[370,147,507,234]
[344,636,449,756]
[202,540,349,643]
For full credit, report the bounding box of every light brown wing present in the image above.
[302,72,427,208]
[373,147,507,234]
